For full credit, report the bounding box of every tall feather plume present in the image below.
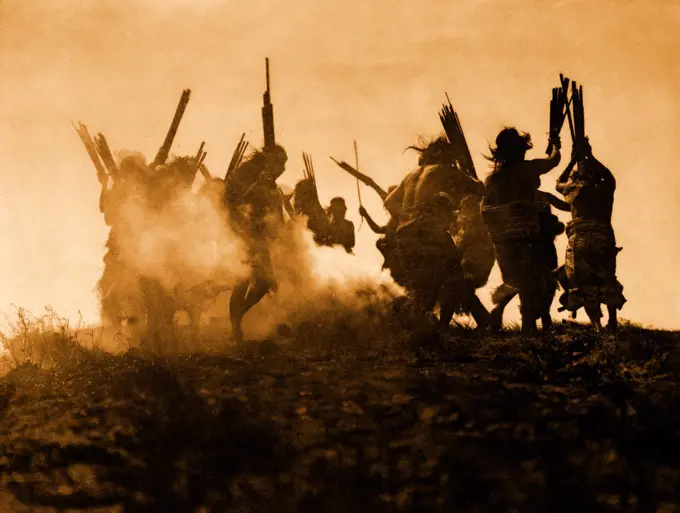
[225,133,248,180]
[439,93,477,179]
[302,152,320,203]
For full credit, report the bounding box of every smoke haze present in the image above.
[0,0,678,330]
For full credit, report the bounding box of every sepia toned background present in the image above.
[0,0,678,329]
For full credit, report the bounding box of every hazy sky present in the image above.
[1,0,679,329]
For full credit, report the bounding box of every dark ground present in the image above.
[1,317,680,512]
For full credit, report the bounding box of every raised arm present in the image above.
[555,158,576,196]
[527,140,562,180]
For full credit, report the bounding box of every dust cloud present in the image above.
[240,217,401,340]
[0,0,678,331]
[107,154,249,296]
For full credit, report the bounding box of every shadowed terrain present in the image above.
[1,315,680,512]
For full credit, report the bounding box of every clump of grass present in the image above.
[0,305,102,371]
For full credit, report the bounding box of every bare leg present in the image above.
[438,300,455,329]
[188,307,202,337]
[541,313,553,331]
[401,287,439,332]
[438,283,463,329]
[229,281,250,343]
[490,290,517,332]
[242,278,273,313]
[541,280,557,332]
[230,278,272,343]
[468,292,490,330]
[418,291,439,324]
[519,288,539,335]
[521,318,538,335]
[606,305,618,334]
[437,280,488,330]
[584,301,603,332]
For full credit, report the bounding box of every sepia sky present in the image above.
[0,0,679,329]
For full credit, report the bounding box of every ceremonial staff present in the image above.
[353,140,363,231]
[151,88,191,168]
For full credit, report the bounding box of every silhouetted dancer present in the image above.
[385,137,489,329]
[482,127,561,333]
[322,197,355,254]
[556,141,625,332]
[225,145,288,343]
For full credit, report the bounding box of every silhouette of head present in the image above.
[118,154,150,185]
[406,136,454,167]
[236,144,288,187]
[267,144,288,179]
[329,197,347,220]
[488,127,532,166]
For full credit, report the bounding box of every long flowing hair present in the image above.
[230,144,287,183]
[225,147,269,202]
[484,127,533,171]
[405,135,455,167]
[237,147,267,175]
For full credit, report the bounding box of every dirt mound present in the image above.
[1,322,680,511]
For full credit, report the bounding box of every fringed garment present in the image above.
[451,198,495,290]
[482,200,551,292]
[560,219,626,311]
[392,207,467,314]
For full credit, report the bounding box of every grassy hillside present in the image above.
[1,311,679,512]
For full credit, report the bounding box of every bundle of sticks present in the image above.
[75,88,193,185]
[548,74,588,160]
[302,151,322,205]
[192,141,210,180]
[93,133,118,178]
[262,58,275,151]
[439,93,478,179]
[302,152,316,183]
[570,80,587,159]
[225,133,249,180]
[151,89,191,169]
[73,122,119,184]
[545,74,571,155]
